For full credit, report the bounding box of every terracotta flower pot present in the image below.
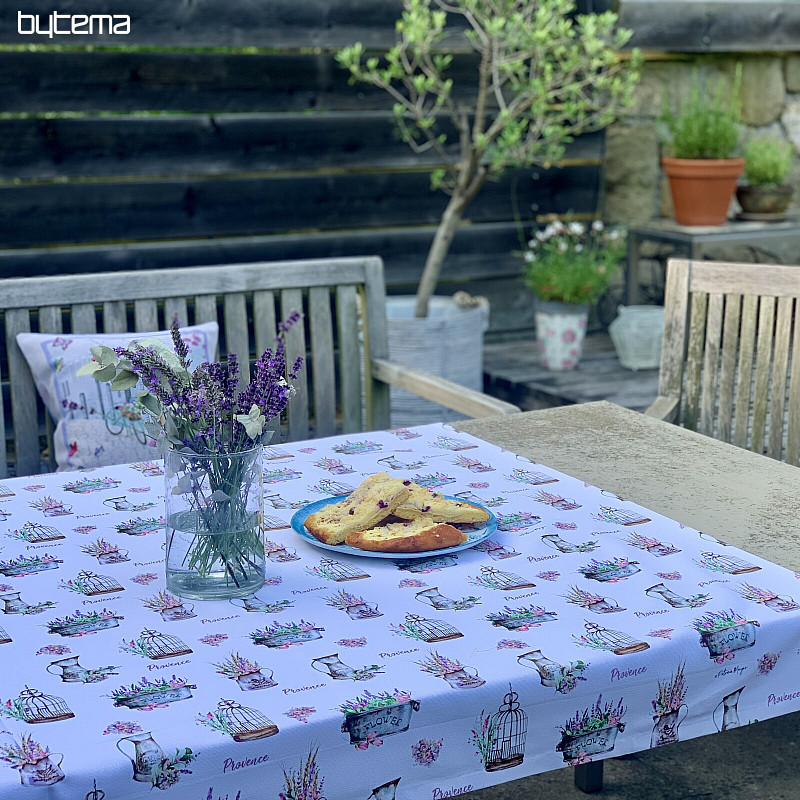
[662,157,744,226]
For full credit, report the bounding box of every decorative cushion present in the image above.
[16,323,218,471]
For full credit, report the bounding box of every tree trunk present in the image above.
[413,192,469,318]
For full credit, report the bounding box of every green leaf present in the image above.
[92,364,118,383]
[76,360,102,378]
[110,371,139,392]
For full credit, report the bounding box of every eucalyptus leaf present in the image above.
[130,336,190,379]
[208,490,230,503]
[89,345,118,365]
[76,361,102,378]
[110,371,140,392]
[92,364,118,382]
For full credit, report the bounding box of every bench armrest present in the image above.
[645,395,680,423]
[371,358,520,419]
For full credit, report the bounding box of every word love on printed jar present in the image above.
[340,697,420,744]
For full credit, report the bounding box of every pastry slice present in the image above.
[304,472,410,545]
[393,482,490,524]
[345,519,467,553]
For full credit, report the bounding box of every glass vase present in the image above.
[165,445,265,600]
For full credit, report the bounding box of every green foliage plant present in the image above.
[662,67,742,160]
[743,135,793,187]
[337,0,641,317]
[522,218,625,304]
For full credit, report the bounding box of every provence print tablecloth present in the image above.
[2,423,800,800]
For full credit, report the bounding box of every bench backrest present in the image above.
[1,256,390,476]
[658,257,800,464]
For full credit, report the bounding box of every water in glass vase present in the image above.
[165,446,265,600]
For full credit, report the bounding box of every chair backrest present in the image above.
[656,257,800,464]
[0,256,391,477]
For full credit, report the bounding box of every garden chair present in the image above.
[645,257,800,464]
[0,256,518,477]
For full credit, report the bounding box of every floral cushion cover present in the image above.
[16,323,218,471]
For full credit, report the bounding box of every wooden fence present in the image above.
[0,1,609,335]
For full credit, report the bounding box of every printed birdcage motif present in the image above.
[475,566,536,591]
[262,446,293,460]
[508,468,558,486]
[215,699,279,741]
[433,435,477,451]
[137,629,193,660]
[71,570,124,596]
[579,621,650,655]
[84,780,104,800]
[12,523,65,543]
[0,483,14,498]
[315,478,357,496]
[16,687,74,724]
[315,558,369,582]
[261,515,290,531]
[486,689,527,771]
[401,613,463,643]
[697,552,761,575]
[594,506,651,526]
[0,624,11,644]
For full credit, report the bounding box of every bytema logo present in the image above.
[18,11,131,37]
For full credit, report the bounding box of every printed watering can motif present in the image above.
[17,752,65,786]
[650,705,688,748]
[116,732,164,782]
[646,583,709,609]
[230,595,272,613]
[46,656,90,683]
[369,777,401,800]
[542,533,596,554]
[714,687,745,731]
[312,654,359,680]
[415,587,477,611]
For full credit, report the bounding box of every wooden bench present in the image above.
[0,255,518,477]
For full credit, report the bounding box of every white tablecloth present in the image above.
[0,423,799,800]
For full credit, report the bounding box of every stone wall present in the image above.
[605,54,800,273]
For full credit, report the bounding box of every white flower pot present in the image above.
[534,301,588,371]
[386,296,488,427]
[609,305,665,371]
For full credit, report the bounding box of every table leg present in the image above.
[626,234,642,306]
[574,761,604,793]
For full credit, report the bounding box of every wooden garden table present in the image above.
[1,403,799,800]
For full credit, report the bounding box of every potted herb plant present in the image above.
[736,135,794,219]
[522,219,625,370]
[661,67,744,225]
[337,0,640,417]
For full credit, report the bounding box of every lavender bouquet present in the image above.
[81,317,302,600]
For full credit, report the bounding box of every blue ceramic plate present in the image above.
[290,494,498,560]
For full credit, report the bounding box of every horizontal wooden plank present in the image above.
[0,0,408,48]
[0,114,603,181]
[0,222,540,334]
[0,165,601,248]
[0,51,488,114]
[0,0,605,49]
[621,1,800,52]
